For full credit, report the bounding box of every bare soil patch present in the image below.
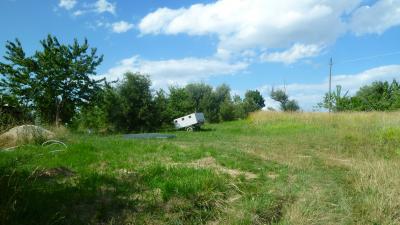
[36,166,76,178]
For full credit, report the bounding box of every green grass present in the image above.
[1,112,400,224]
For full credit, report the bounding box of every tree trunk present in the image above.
[55,103,60,127]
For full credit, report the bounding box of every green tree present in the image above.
[71,82,113,133]
[102,84,125,132]
[0,40,36,112]
[167,86,193,120]
[153,89,171,128]
[319,85,351,112]
[232,95,247,119]
[0,35,103,125]
[270,88,299,112]
[270,89,288,109]
[74,105,107,133]
[244,90,265,110]
[219,100,236,121]
[0,93,31,130]
[202,84,232,123]
[185,83,213,112]
[242,90,265,114]
[320,80,400,112]
[117,72,154,132]
[285,100,300,112]
[353,81,393,111]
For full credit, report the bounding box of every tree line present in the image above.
[320,80,400,112]
[74,72,267,132]
[0,35,265,132]
[2,35,398,132]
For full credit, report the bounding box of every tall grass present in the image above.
[249,111,400,224]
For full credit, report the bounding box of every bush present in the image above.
[72,106,108,133]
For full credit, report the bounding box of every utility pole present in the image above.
[328,57,333,113]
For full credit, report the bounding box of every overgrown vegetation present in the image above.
[1,112,400,224]
[72,72,266,133]
[320,80,400,112]
[270,88,300,112]
[0,35,265,133]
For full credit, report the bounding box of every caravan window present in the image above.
[174,120,178,123]
[189,116,192,118]
[181,118,184,121]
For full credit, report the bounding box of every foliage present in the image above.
[153,89,171,128]
[319,80,400,112]
[270,88,300,111]
[352,80,400,111]
[185,83,213,112]
[232,95,247,119]
[71,73,157,133]
[117,72,155,132]
[0,35,103,125]
[73,106,107,133]
[219,100,236,121]
[167,86,193,121]
[244,90,265,110]
[166,83,255,124]
[70,77,262,132]
[0,94,31,131]
[202,84,232,123]
[319,85,352,112]
[0,35,265,132]
[285,100,300,112]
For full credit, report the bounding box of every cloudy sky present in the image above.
[1,0,400,110]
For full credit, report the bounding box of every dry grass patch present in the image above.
[350,158,400,224]
[171,157,258,180]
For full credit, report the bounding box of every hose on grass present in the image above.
[1,140,68,154]
[41,140,68,153]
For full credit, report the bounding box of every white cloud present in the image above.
[111,21,134,33]
[69,0,116,16]
[350,0,400,35]
[72,10,84,16]
[261,44,324,64]
[139,0,362,63]
[331,65,400,92]
[259,65,400,110]
[59,0,77,10]
[94,0,116,15]
[92,20,134,33]
[98,56,248,88]
[138,0,400,64]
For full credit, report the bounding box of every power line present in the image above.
[337,50,400,64]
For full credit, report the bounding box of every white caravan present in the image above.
[173,113,205,131]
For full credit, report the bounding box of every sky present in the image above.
[1,0,400,110]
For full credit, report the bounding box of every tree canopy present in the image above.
[244,90,265,110]
[320,80,400,112]
[270,88,299,112]
[0,35,103,125]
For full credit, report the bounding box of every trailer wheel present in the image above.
[186,126,194,132]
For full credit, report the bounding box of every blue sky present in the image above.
[1,0,400,110]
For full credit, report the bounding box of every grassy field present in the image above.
[1,112,400,225]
